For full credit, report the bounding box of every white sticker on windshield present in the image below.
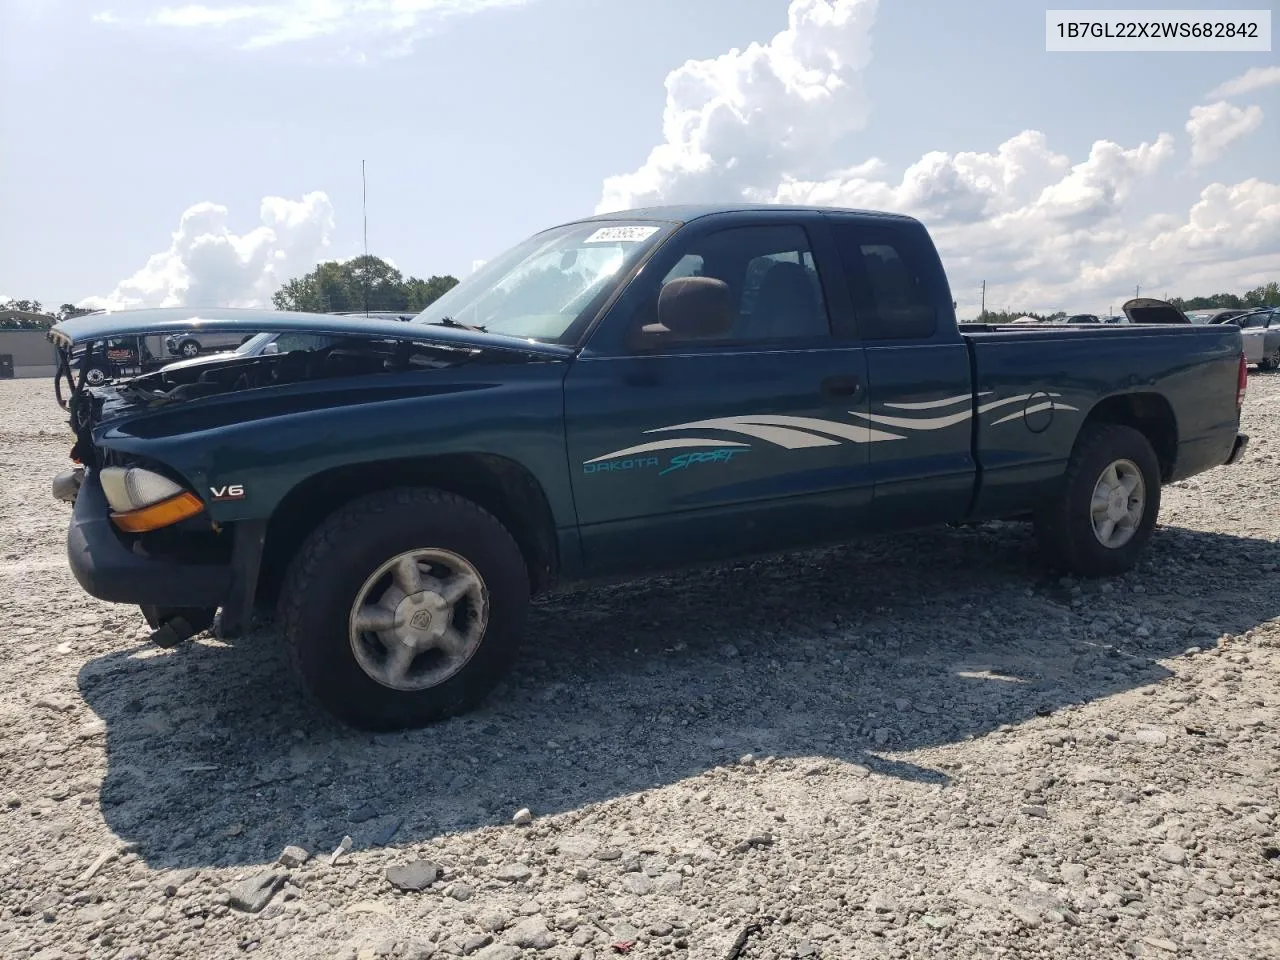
[583,225,660,244]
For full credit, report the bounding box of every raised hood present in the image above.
[1122,298,1190,325]
[48,307,573,357]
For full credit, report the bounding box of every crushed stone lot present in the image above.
[1,374,1278,960]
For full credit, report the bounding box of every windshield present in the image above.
[413,220,674,342]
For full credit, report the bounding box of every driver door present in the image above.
[564,217,874,578]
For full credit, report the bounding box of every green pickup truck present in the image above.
[49,205,1249,729]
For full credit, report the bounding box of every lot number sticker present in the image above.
[583,226,660,244]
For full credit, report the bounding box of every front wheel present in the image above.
[278,488,530,730]
[1033,424,1161,578]
[178,339,200,358]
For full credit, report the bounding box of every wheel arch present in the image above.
[258,453,560,607]
[1076,392,1178,481]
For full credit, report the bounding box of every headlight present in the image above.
[100,466,183,511]
[99,466,205,532]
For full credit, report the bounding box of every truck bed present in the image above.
[960,322,1243,520]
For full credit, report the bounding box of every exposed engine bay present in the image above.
[123,336,471,402]
[56,334,483,459]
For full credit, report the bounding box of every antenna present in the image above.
[362,159,370,318]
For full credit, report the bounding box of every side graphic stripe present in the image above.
[990,405,1040,426]
[989,400,1079,426]
[647,419,840,449]
[884,392,991,411]
[725,414,905,443]
[583,438,749,464]
[583,391,1083,464]
[976,393,1036,414]
[848,408,974,430]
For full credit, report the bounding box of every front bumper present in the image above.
[67,471,232,608]
[1224,433,1249,466]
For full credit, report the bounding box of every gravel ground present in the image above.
[1,373,1277,960]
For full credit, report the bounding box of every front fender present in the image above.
[93,365,577,529]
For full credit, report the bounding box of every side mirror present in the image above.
[262,342,280,355]
[647,276,733,340]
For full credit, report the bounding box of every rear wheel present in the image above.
[1033,424,1161,577]
[278,487,529,730]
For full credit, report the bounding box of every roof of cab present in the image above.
[569,203,920,226]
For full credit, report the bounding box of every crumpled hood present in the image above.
[47,306,572,358]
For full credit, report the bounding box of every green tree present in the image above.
[1169,292,1245,311]
[1242,282,1280,308]
[272,256,459,314]
[404,275,459,310]
[0,300,55,329]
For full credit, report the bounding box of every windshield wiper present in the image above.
[431,316,487,333]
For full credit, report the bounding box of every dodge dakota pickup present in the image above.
[49,204,1250,729]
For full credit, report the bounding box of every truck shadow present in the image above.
[77,521,1280,870]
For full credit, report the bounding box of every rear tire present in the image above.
[278,487,529,730]
[1033,424,1161,578]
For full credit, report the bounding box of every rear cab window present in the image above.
[826,217,949,341]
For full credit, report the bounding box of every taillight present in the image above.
[1237,353,1248,411]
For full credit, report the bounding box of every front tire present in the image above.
[278,488,530,730]
[1033,424,1161,578]
[179,339,200,358]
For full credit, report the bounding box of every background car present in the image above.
[1186,307,1250,325]
[159,330,340,373]
[1222,308,1280,370]
[164,329,252,358]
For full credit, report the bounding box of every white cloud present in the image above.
[153,5,262,28]
[597,0,1279,315]
[82,192,335,310]
[1208,65,1280,99]
[101,0,530,52]
[1077,179,1280,292]
[597,0,880,214]
[1186,101,1265,167]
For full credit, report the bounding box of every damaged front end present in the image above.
[47,308,563,646]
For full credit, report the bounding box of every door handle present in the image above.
[821,375,862,399]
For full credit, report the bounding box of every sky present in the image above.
[1,0,1277,318]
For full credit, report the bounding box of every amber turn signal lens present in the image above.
[110,491,205,533]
